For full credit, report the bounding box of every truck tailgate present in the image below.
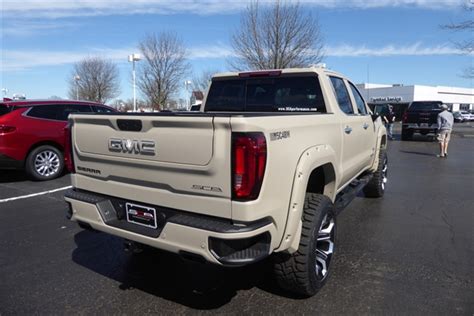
[69,114,232,218]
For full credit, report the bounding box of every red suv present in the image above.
[0,100,116,180]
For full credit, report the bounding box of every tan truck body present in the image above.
[65,68,387,267]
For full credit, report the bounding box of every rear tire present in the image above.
[272,194,336,297]
[363,150,387,198]
[25,145,64,181]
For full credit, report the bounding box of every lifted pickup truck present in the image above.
[401,100,444,140]
[65,68,387,297]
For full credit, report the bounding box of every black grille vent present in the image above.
[117,119,142,131]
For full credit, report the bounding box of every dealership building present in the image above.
[356,83,474,119]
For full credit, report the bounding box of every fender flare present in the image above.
[276,144,339,253]
[369,123,387,172]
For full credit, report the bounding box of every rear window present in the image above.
[27,104,93,121]
[0,104,12,116]
[205,76,326,112]
[409,102,442,111]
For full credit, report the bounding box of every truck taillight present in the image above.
[64,124,75,173]
[232,132,267,201]
[0,125,16,134]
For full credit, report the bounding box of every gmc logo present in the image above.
[108,138,155,155]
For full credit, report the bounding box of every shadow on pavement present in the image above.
[398,150,436,157]
[72,230,295,309]
[0,170,28,183]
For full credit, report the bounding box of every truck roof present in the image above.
[212,67,346,80]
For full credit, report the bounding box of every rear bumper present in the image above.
[0,153,23,169]
[403,123,438,130]
[65,189,275,266]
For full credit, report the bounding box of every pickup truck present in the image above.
[64,67,387,297]
[401,101,444,140]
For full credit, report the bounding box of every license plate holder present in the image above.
[125,202,157,229]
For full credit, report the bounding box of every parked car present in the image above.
[0,100,116,180]
[460,111,474,121]
[453,111,465,122]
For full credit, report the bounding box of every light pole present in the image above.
[128,53,141,112]
[184,80,192,110]
[1,88,8,99]
[73,75,80,100]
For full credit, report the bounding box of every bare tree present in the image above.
[192,69,219,92]
[137,32,190,110]
[441,2,473,78]
[230,0,324,70]
[68,57,120,103]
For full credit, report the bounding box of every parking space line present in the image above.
[0,186,72,203]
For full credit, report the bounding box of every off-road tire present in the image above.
[272,193,336,297]
[363,150,387,198]
[25,145,64,181]
[401,128,413,141]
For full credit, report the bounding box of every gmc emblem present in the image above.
[108,138,156,155]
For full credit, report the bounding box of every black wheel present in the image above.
[25,145,64,181]
[401,128,413,140]
[273,193,336,297]
[364,150,387,198]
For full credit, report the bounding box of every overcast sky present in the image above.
[1,0,473,102]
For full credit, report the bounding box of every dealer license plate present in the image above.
[125,202,157,229]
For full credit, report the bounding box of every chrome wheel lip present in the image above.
[381,157,388,191]
[315,214,335,280]
[34,150,60,177]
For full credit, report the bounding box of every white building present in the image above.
[356,83,474,117]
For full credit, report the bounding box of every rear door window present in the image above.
[57,104,93,121]
[206,76,326,112]
[92,105,114,113]
[329,77,354,115]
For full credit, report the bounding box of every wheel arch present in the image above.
[276,145,339,253]
[25,141,64,166]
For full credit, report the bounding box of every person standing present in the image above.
[382,105,395,140]
[437,104,454,158]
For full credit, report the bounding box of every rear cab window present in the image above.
[409,101,443,111]
[205,75,327,113]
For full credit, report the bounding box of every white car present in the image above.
[460,111,474,121]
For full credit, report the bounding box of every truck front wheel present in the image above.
[272,193,336,297]
[363,150,387,198]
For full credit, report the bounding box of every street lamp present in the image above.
[184,80,192,109]
[73,75,80,100]
[128,53,141,112]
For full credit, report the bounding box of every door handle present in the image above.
[363,123,369,129]
[344,126,352,134]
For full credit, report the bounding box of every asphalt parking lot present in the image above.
[1,122,473,315]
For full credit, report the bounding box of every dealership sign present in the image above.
[370,96,403,102]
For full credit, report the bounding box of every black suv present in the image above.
[401,101,443,140]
